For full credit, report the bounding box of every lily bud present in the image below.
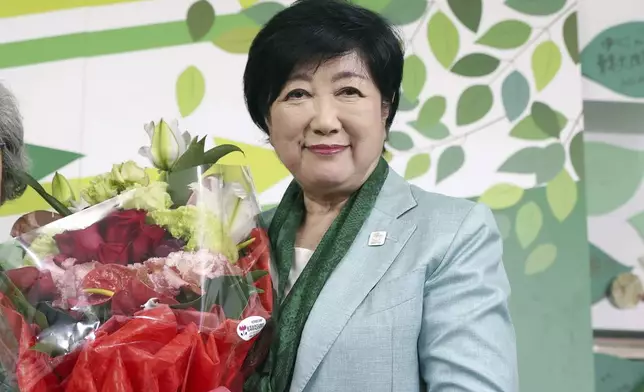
[111,160,149,187]
[51,172,76,206]
[138,119,191,171]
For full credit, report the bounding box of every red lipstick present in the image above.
[306,144,348,155]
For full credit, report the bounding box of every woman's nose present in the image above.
[310,98,341,135]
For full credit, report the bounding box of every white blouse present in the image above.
[284,247,314,297]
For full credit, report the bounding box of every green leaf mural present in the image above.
[26,145,84,181]
[350,0,390,12]
[589,244,631,304]
[531,40,562,91]
[242,2,286,25]
[516,201,543,248]
[176,66,206,117]
[531,101,564,138]
[405,153,431,180]
[501,70,530,121]
[398,95,420,112]
[569,131,585,179]
[402,55,427,103]
[628,211,644,241]
[581,22,644,98]
[584,141,644,216]
[505,0,566,16]
[436,146,465,184]
[498,143,565,184]
[494,213,512,240]
[525,243,557,275]
[447,0,482,33]
[478,183,524,210]
[186,0,216,42]
[510,112,567,140]
[387,131,414,151]
[476,20,532,49]
[409,96,449,139]
[212,26,261,54]
[428,11,460,69]
[563,12,579,64]
[380,0,427,25]
[450,53,500,77]
[456,85,493,126]
[546,169,577,222]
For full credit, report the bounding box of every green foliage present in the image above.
[501,71,530,122]
[450,53,500,77]
[505,0,566,16]
[515,201,543,248]
[405,153,431,180]
[510,111,567,140]
[186,0,215,41]
[563,12,579,64]
[478,183,524,210]
[176,65,206,117]
[213,26,260,53]
[409,96,449,139]
[546,169,577,222]
[498,143,565,184]
[436,146,465,184]
[531,101,565,138]
[476,20,532,49]
[380,0,427,25]
[525,243,557,275]
[456,85,493,126]
[628,211,644,241]
[428,11,460,69]
[569,131,585,179]
[242,2,286,25]
[387,131,414,151]
[447,0,482,33]
[402,55,426,104]
[531,40,562,91]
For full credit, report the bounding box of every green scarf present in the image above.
[245,158,389,392]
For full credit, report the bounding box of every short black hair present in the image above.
[243,0,404,135]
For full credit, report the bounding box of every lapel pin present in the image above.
[368,231,387,246]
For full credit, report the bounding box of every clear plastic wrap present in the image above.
[0,163,273,392]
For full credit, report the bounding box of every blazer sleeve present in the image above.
[418,203,519,392]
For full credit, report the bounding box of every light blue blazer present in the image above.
[266,168,519,392]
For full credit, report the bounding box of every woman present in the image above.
[243,1,518,391]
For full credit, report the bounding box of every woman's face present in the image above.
[268,52,388,197]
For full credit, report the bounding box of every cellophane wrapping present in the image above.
[0,164,273,392]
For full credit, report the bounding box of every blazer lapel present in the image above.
[289,170,418,392]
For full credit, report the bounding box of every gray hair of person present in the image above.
[0,83,29,204]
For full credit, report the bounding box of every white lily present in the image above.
[138,118,192,171]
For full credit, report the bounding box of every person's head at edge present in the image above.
[0,83,28,206]
[243,0,403,205]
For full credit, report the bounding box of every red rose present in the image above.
[98,243,130,265]
[54,222,104,263]
[5,267,57,303]
[101,209,146,243]
[130,224,166,263]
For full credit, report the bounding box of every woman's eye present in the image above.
[339,87,363,97]
[285,89,309,100]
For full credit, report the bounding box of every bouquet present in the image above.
[0,119,273,392]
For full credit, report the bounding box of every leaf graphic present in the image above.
[494,213,512,240]
[25,144,84,181]
[510,112,567,140]
[186,0,216,41]
[242,2,286,25]
[478,183,524,210]
[176,66,206,117]
[498,147,541,174]
[531,41,562,91]
[351,0,391,12]
[584,141,644,215]
[476,20,532,49]
[531,101,564,138]
[525,243,557,275]
[537,144,566,183]
[589,243,632,304]
[515,201,543,248]
[505,0,565,16]
[546,169,577,222]
[409,96,446,136]
[447,0,482,32]
[398,94,419,112]
[451,53,500,77]
[569,131,585,179]
[428,11,460,69]
[563,12,579,64]
[402,55,427,103]
[628,211,644,241]
[456,85,493,126]
[411,122,450,140]
[387,131,414,151]
[436,146,465,184]
[498,143,565,184]
[501,71,530,121]
[381,0,427,25]
[239,0,258,8]
[405,153,431,180]
[383,150,393,162]
[213,26,261,54]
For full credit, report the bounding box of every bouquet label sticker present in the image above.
[237,315,267,341]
